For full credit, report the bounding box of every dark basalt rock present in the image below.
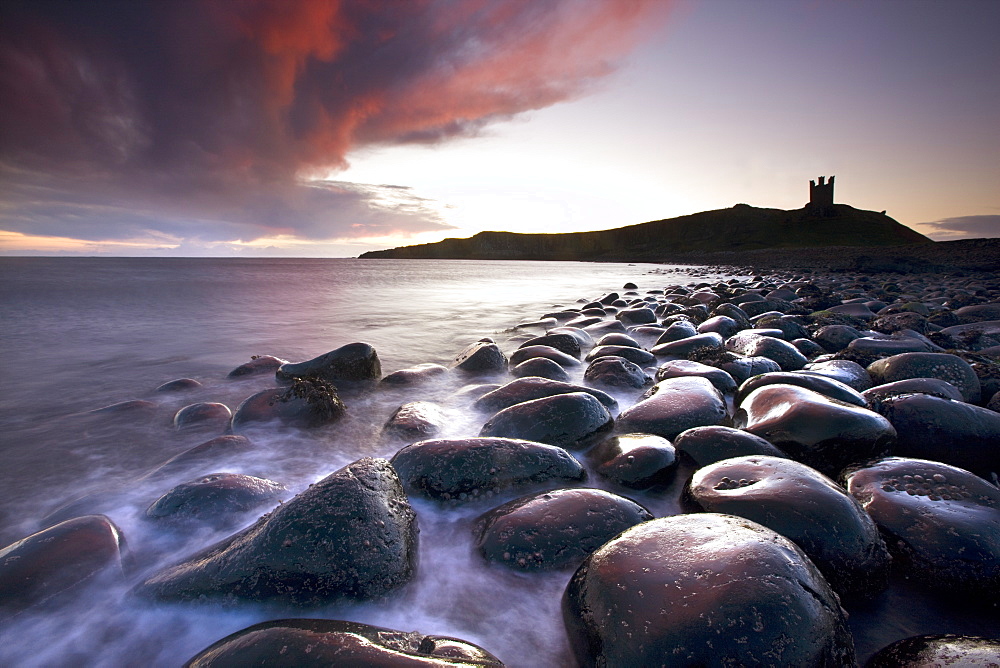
[616,376,728,440]
[673,425,786,468]
[227,355,287,378]
[143,435,254,482]
[380,363,448,386]
[616,307,657,325]
[594,333,640,349]
[803,359,873,391]
[449,340,508,373]
[655,359,737,394]
[734,384,896,477]
[862,377,964,412]
[875,393,1000,476]
[689,456,890,600]
[954,302,1000,323]
[548,326,594,349]
[726,332,809,371]
[518,332,582,359]
[697,314,741,339]
[584,344,655,366]
[867,352,981,404]
[650,332,724,358]
[508,344,581,368]
[866,634,1000,668]
[382,401,446,442]
[276,342,381,386]
[713,302,752,329]
[793,337,826,358]
[230,378,346,431]
[390,437,585,502]
[156,378,202,392]
[653,319,698,345]
[583,356,651,389]
[510,357,571,382]
[871,311,929,335]
[184,619,505,667]
[586,432,677,488]
[146,473,286,525]
[562,514,856,668]
[472,377,617,414]
[173,402,232,430]
[136,457,417,604]
[848,336,932,356]
[735,371,867,408]
[1,515,128,620]
[718,355,782,384]
[479,392,613,450]
[474,488,653,571]
[844,457,1000,599]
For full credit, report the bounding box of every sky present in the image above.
[1,0,998,257]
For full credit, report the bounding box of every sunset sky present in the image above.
[1,0,998,256]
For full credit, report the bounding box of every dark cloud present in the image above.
[918,214,1000,241]
[0,0,668,248]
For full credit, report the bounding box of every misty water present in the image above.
[1,257,738,667]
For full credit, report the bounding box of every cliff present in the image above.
[359,203,932,261]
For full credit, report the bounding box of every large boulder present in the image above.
[449,340,509,373]
[867,352,981,404]
[146,473,286,526]
[673,425,786,468]
[734,384,896,477]
[474,488,652,571]
[472,377,617,414]
[230,378,346,431]
[616,376,727,440]
[734,371,867,408]
[518,333,582,359]
[562,514,856,667]
[862,377,964,412]
[276,342,381,386]
[726,332,808,371]
[583,357,651,389]
[585,345,655,367]
[586,432,677,488]
[382,401,446,442]
[655,359,737,395]
[689,456,890,600]
[135,458,417,605]
[184,619,505,667]
[390,437,585,502]
[479,392,613,450]
[172,402,231,431]
[227,355,287,378]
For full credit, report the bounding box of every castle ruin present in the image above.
[809,175,835,207]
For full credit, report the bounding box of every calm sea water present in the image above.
[0,257,732,667]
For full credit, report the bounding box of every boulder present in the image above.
[653,320,698,345]
[734,371,867,408]
[862,377,964,412]
[156,378,202,392]
[594,333,640,349]
[135,458,417,604]
[802,359,873,391]
[718,355,782,384]
[380,363,448,386]
[867,352,981,404]
[474,488,652,571]
[586,432,677,488]
[508,345,580,368]
[449,340,507,373]
[518,333,582,359]
[650,332,724,359]
[655,359,737,395]
[472,377,617,414]
[726,332,808,371]
[230,378,346,431]
[172,402,231,430]
[673,425,786,468]
[382,401,446,442]
[616,376,727,440]
[479,392,612,450]
[584,345,655,367]
[142,435,254,482]
[390,437,585,502]
[562,514,856,667]
[510,357,571,382]
[276,343,381,386]
[227,355,287,378]
[583,357,651,389]
[146,473,286,525]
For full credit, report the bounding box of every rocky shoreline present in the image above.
[2,264,999,666]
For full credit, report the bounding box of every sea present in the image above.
[1,258,993,666]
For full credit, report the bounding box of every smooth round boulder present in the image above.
[697,314,740,339]
[184,619,505,667]
[449,340,508,373]
[510,357,571,382]
[230,379,346,431]
[726,332,808,371]
[508,345,580,368]
[586,432,677,488]
[136,458,417,604]
[844,457,1000,598]
[689,456,890,600]
[734,384,896,477]
[650,332,725,358]
[713,302,752,329]
[802,359,873,390]
[594,333,640,349]
[718,355,783,384]
[380,363,448,386]
[173,402,232,430]
[735,371,867,408]
[866,634,1000,668]
[673,425,786,468]
[616,376,728,441]
[518,332,582,359]
[616,307,657,325]
[862,377,964,412]
[276,343,381,386]
[867,352,981,404]
[479,392,612,450]
[585,344,655,366]
[1,515,128,620]
[382,401,446,442]
[475,488,653,571]
[142,435,255,483]
[390,437,585,503]
[227,355,287,378]
[547,326,594,349]
[655,359,737,394]
[146,473,286,525]
[471,377,617,414]
[848,336,932,356]
[654,319,698,345]
[875,393,1000,476]
[156,378,202,392]
[562,514,856,667]
[583,356,651,389]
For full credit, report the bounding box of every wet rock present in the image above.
[475,488,653,571]
[866,634,1000,668]
[813,324,864,353]
[508,345,581,368]
[276,343,381,386]
[472,377,617,414]
[1,516,128,620]
[566,316,603,329]
[616,307,657,325]
[518,333,582,359]
[803,359,873,391]
[654,359,737,394]
[650,332,725,358]
[862,377,964,412]
[734,384,896,477]
[585,344,655,366]
[380,363,448,386]
[449,340,508,373]
[87,399,156,415]
[653,320,698,345]
[713,302,752,329]
[156,378,202,392]
[390,437,585,502]
[230,378,346,431]
[146,473,286,525]
[173,402,232,430]
[697,314,740,339]
[479,392,612,450]
[616,376,728,440]
[548,326,594,349]
[867,352,981,404]
[584,356,651,389]
[594,333,640,349]
[718,355,782,384]
[673,425,786,468]
[510,357,571,382]
[382,401,446,442]
[689,456,890,600]
[844,457,1000,598]
[829,303,877,320]
[184,619,505,667]
[735,371,867,408]
[136,457,417,604]
[562,514,856,668]
[227,355,287,378]
[143,435,254,482]
[586,432,677,488]
[875,393,1000,476]
[726,332,808,371]
[793,337,825,358]
[954,302,1000,323]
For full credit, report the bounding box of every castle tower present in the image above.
[809,175,834,207]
